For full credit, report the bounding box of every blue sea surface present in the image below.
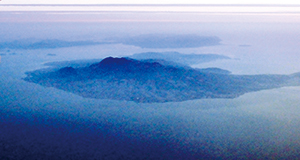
[1,20,300,159]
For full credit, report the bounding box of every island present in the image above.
[24,57,300,103]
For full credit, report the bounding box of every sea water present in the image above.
[1,15,300,159]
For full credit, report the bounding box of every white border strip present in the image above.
[1,5,300,12]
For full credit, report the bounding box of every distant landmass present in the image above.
[1,34,221,50]
[0,39,110,50]
[24,57,300,103]
[118,34,221,48]
[129,52,230,65]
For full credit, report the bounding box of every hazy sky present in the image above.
[1,0,300,23]
[1,0,300,5]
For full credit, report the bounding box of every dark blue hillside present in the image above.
[89,57,164,73]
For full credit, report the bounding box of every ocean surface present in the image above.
[1,10,300,159]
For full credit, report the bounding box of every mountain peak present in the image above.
[89,57,135,69]
[89,57,164,73]
[99,57,133,66]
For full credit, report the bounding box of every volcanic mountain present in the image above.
[24,57,300,103]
